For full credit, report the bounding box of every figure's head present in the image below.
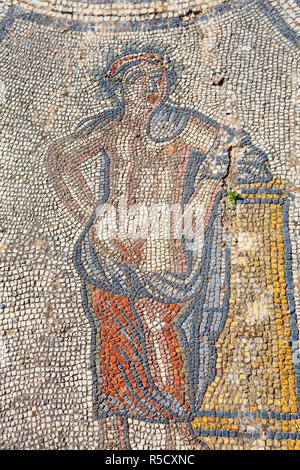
[91,47,183,114]
[121,58,167,111]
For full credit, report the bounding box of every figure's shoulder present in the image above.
[148,102,221,143]
[187,109,221,134]
[47,112,118,158]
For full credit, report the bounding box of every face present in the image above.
[121,61,167,111]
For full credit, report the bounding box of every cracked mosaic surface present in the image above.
[0,0,299,450]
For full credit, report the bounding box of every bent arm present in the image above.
[182,115,233,172]
[46,129,106,224]
[179,116,233,211]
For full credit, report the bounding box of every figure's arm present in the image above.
[180,116,233,205]
[46,129,105,224]
[182,114,233,170]
[186,118,272,185]
[233,131,272,184]
[178,116,233,243]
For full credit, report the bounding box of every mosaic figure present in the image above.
[46,45,272,449]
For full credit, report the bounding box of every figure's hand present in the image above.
[217,126,236,147]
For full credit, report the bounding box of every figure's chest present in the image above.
[134,135,184,167]
[106,130,186,172]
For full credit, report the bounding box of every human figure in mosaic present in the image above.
[46,45,271,449]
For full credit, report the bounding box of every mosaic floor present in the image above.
[0,0,299,451]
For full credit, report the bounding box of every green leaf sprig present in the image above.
[226,190,240,205]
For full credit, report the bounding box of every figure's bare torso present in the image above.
[88,120,221,273]
[103,122,188,203]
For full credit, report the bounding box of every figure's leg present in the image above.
[91,289,157,419]
[134,298,188,417]
[85,286,135,450]
[133,298,208,450]
[90,288,208,449]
